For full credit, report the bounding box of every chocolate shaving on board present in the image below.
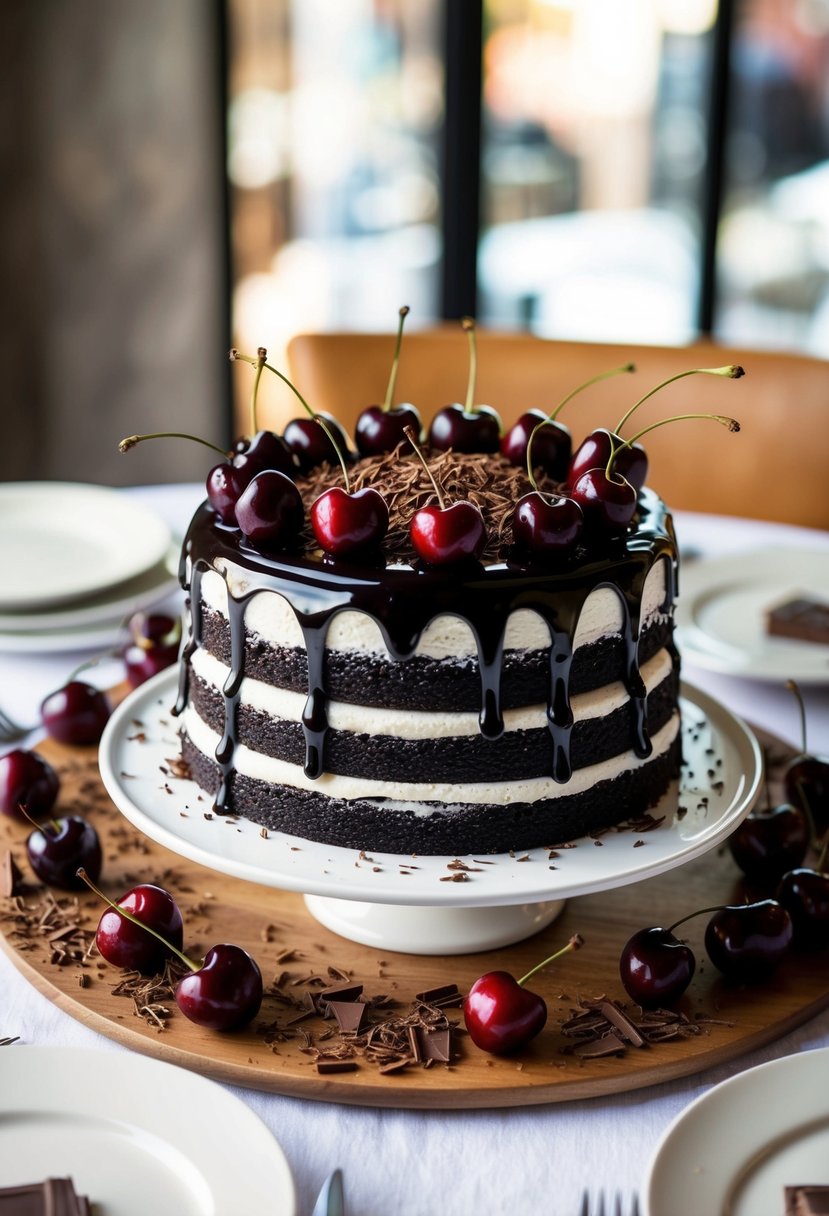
[560,997,723,1060]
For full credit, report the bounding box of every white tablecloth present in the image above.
[2,484,828,1216]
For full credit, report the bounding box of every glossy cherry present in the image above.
[428,318,502,454]
[619,926,696,1008]
[410,502,486,565]
[283,413,352,473]
[78,869,263,1031]
[310,486,389,556]
[570,468,637,534]
[123,612,182,689]
[0,749,59,819]
[512,492,583,557]
[501,412,571,481]
[776,867,829,950]
[463,935,582,1055]
[783,681,829,833]
[26,817,102,889]
[96,883,185,975]
[405,427,486,564]
[232,428,296,478]
[175,943,263,1032]
[704,900,793,981]
[40,681,111,746]
[355,306,422,456]
[206,461,252,525]
[728,802,809,883]
[234,469,304,551]
[568,429,647,493]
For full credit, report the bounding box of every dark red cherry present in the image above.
[704,900,793,980]
[355,404,422,456]
[501,411,571,481]
[96,883,184,975]
[175,943,263,1031]
[233,429,296,477]
[206,461,252,525]
[410,501,486,565]
[310,487,389,556]
[283,414,352,473]
[40,682,111,746]
[26,816,102,889]
[776,868,829,950]
[0,750,59,819]
[568,429,648,493]
[512,492,583,557]
[428,404,501,454]
[123,613,181,689]
[619,926,696,1008]
[728,803,809,883]
[785,754,829,833]
[234,470,304,551]
[463,971,547,1055]
[570,468,637,533]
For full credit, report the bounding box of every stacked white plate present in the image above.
[0,482,180,653]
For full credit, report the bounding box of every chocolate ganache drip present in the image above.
[175,482,677,815]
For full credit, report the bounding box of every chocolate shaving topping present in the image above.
[296,450,559,563]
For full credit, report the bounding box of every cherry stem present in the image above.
[462,316,478,414]
[382,306,410,412]
[517,933,583,987]
[796,777,820,852]
[667,904,728,934]
[614,365,745,434]
[248,347,267,434]
[786,679,809,754]
[815,830,829,875]
[75,868,199,973]
[404,426,445,510]
[605,414,740,481]
[17,803,54,833]
[118,432,227,458]
[233,348,351,492]
[525,362,635,490]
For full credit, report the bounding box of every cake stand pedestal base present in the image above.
[302,895,566,954]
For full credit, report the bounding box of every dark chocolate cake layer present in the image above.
[187,664,679,784]
[182,733,682,855]
[197,609,674,711]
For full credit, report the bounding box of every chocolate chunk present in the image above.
[318,983,363,1003]
[328,1001,368,1034]
[767,597,829,645]
[416,1027,451,1062]
[415,984,460,1005]
[316,1060,358,1075]
[0,851,24,899]
[573,1033,627,1058]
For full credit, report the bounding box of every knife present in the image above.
[311,1168,344,1216]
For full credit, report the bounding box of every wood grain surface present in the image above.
[1,725,825,1110]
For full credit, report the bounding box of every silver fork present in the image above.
[578,1193,641,1216]
[0,706,32,744]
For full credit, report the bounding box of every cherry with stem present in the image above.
[77,868,263,1031]
[405,427,486,565]
[464,934,583,1055]
[355,306,422,455]
[428,318,501,453]
[571,412,741,534]
[21,805,102,890]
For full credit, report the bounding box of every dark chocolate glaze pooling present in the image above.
[176,489,677,812]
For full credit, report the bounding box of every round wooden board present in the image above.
[1,724,826,1110]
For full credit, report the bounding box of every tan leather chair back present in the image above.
[280,329,829,530]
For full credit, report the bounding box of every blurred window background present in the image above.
[5,0,829,480]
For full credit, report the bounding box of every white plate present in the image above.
[0,546,179,634]
[646,1047,829,1216]
[0,1045,295,1215]
[0,483,171,611]
[676,547,829,683]
[98,669,761,908]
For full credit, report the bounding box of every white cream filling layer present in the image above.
[198,558,670,662]
[181,706,680,809]
[189,645,674,740]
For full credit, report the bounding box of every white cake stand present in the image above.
[98,670,761,955]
